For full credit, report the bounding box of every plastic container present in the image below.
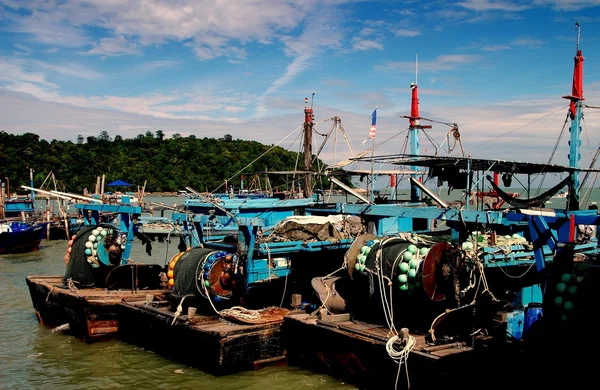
[523,303,543,337]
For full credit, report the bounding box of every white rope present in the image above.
[171,295,190,325]
[371,236,417,389]
[203,282,261,321]
[46,286,57,302]
[311,263,347,315]
[66,278,79,292]
[388,334,416,389]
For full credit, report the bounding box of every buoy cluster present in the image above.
[84,227,112,268]
[354,239,379,273]
[504,233,527,243]
[553,263,587,322]
[396,244,428,293]
[354,239,430,293]
[167,252,186,288]
[462,232,527,250]
[64,234,77,265]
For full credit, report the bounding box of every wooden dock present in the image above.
[118,301,287,374]
[284,311,521,389]
[26,275,166,342]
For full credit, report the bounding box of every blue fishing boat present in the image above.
[0,221,48,254]
[176,97,338,240]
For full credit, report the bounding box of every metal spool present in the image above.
[204,252,239,298]
[171,248,239,301]
[421,242,460,302]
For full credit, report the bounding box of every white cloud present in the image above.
[10,11,89,47]
[457,0,532,12]
[84,36,141,57]
[351,38,383,51]
[2,0,329,62]
[482,44,511,51]
[33,61,104,80]
[358,27,378,37]
[13,43,32,53]
[134,60,180,73]
[256,7,344,116]
[533,0,600,11]
[511,38,544,47]
[392,29,420,37]
[376,54,481,72]
[0,57,250,121]
[0,58,57,89]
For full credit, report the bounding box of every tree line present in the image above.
[0,130,345,194]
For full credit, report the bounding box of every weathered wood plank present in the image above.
[118,301,287,375]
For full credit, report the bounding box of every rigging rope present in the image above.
[474,105,569,148]
[534,112,570,194]
[211,124,304,194]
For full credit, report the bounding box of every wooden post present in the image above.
[0,180,5,220]
[46,209,51,240]
[139,180,147,207]
[95,176,101,195]
[100,175,105,199]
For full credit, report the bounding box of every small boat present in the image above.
[0,221,48,254]
[105,191,139,205]
[554,190,568,198]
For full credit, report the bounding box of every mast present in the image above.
[303,94,315,199]
[562,22,584,211]
[369,107,377,202]
[29,168,35,202]
[407,54,431,202]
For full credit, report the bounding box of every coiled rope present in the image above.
[372,236,417,389]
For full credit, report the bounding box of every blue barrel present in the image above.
[524,304,543,337]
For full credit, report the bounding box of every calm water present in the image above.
[3,190,598,389]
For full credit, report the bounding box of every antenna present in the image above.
[311,92,315,109]
[576,21,580,50]
[415,53,418,86]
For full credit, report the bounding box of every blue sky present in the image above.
[2,0,600,178]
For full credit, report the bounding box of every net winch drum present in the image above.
[168,247,241,305]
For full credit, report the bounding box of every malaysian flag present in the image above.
[369,108,377,139]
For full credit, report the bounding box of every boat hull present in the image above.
[0,222,47,254]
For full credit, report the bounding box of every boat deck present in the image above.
[26,275,167,342]
[284,311,510,389]
[118,301,287,374]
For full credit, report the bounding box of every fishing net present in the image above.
[171,248,215,299]
[63,224,117,288]
[348,240,412,322]
[345,236,444,330]
[486,174,572,208]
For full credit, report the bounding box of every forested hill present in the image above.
[0,130,331,194]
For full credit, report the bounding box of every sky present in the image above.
[2,0,600,188]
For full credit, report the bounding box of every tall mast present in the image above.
[303,94,315,199]
[563,22,584,210]
[407,54,431,202]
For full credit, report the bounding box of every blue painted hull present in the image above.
[0,222,47,254]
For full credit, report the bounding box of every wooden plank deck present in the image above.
[117,301,287,374]
[284,311,502,389]
[26,275,167,342]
